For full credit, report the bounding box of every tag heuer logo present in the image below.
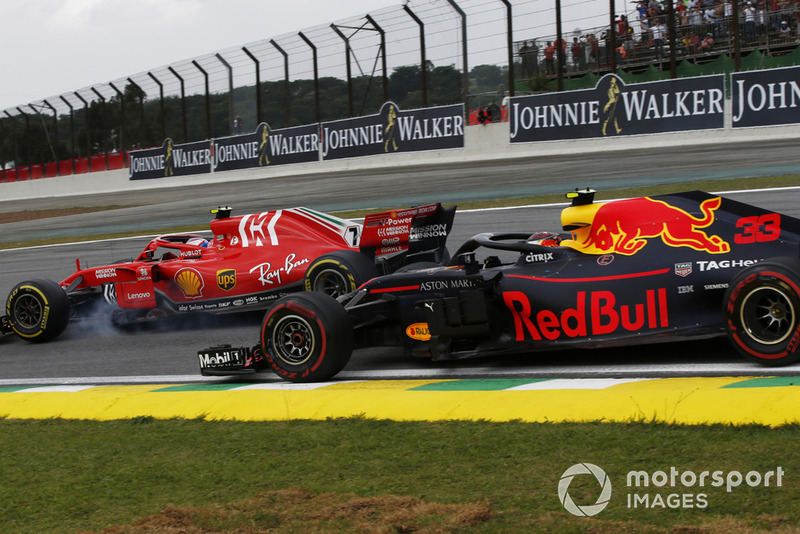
[216,269,236,291]
[675,262,692,277]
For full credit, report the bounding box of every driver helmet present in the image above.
[528,232,561,247]
[187,237,209,247]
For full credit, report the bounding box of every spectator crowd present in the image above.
[518,0,800,78]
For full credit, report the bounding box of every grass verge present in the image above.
[0,417,797,533]
[0,206,132,224]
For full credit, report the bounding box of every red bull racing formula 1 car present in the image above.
[1,204,454,342]
[199,189,800,382]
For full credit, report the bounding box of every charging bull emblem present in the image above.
[580,197,730,255]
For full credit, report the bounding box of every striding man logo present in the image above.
[602,76,622,136]
[257,123,270,166]
[164,139,175,176]
[383,103,399,152]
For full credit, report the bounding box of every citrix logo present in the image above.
[558,463,612,517]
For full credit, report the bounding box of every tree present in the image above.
[388,65,421,105]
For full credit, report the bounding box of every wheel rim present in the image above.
[740,285,796,345]
[311,268,350,298]
[13,294,44,329]
[271,314,315,366]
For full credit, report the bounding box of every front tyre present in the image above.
[724,258,800,366]
[261,292,353,382]
[304,250,378,298]
[5,279,70,342]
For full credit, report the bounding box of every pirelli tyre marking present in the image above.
[8,285,51,338]
[304,259,356,296]
[5,279,70,342]
[725,259,800,366]
[261,292,354,383]
[303,251,378,299]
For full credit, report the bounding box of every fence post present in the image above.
[298,32,321,124]
[365,15,389,103]
[444,0,469,111]
[403,5,428,108]
[109,82,125,151]
[331,24,354,117]
[270,40,291,128]
[242,47,262,126]
[148,72,166,142]
[192,60,211,140]
[59,96,75,175]
[168,67,188,143]
[215,53,234,135]
[90,87,108,170]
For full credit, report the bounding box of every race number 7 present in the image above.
[735,213,781,244]
[346,225,361,247]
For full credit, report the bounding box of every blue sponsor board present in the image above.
[129,139,211,180]
[213,123,319,172]
[732,66,800,128]
[321,102,464,161]
[509,74,725,143]
[265,123,320,165]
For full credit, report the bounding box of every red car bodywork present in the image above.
[63,207,363,315]
[0,203,449,340]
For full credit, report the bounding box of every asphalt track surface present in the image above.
[3,137,800,244]
[2,138,800,386]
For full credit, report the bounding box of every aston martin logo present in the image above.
[176,268,204,298]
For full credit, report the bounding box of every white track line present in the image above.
[0,362,797,388]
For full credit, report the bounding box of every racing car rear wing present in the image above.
[359,203,456,272]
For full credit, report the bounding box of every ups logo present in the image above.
[216,269,236,291]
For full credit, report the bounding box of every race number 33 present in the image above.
[735,214,781,244]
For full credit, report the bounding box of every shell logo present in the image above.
[405,322,431,341]
[176,268,204,298]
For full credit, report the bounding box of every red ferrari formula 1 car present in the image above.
[199,190,800,382]
[1,204,454,342]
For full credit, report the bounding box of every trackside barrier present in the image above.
[30,164,43,180]
[45,162,59,178]
[1,149,137,184]
[107,152,125,170]
[90,155,107,171]
[58,160,73,176]
[74,157,89,174]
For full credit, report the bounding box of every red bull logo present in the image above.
[567,197,730,255]
[504,289,669,342]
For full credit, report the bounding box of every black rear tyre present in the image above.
[6,279,70,342]
[304,250,378,298]
[261,292,353,382]
[724,258,800,366]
